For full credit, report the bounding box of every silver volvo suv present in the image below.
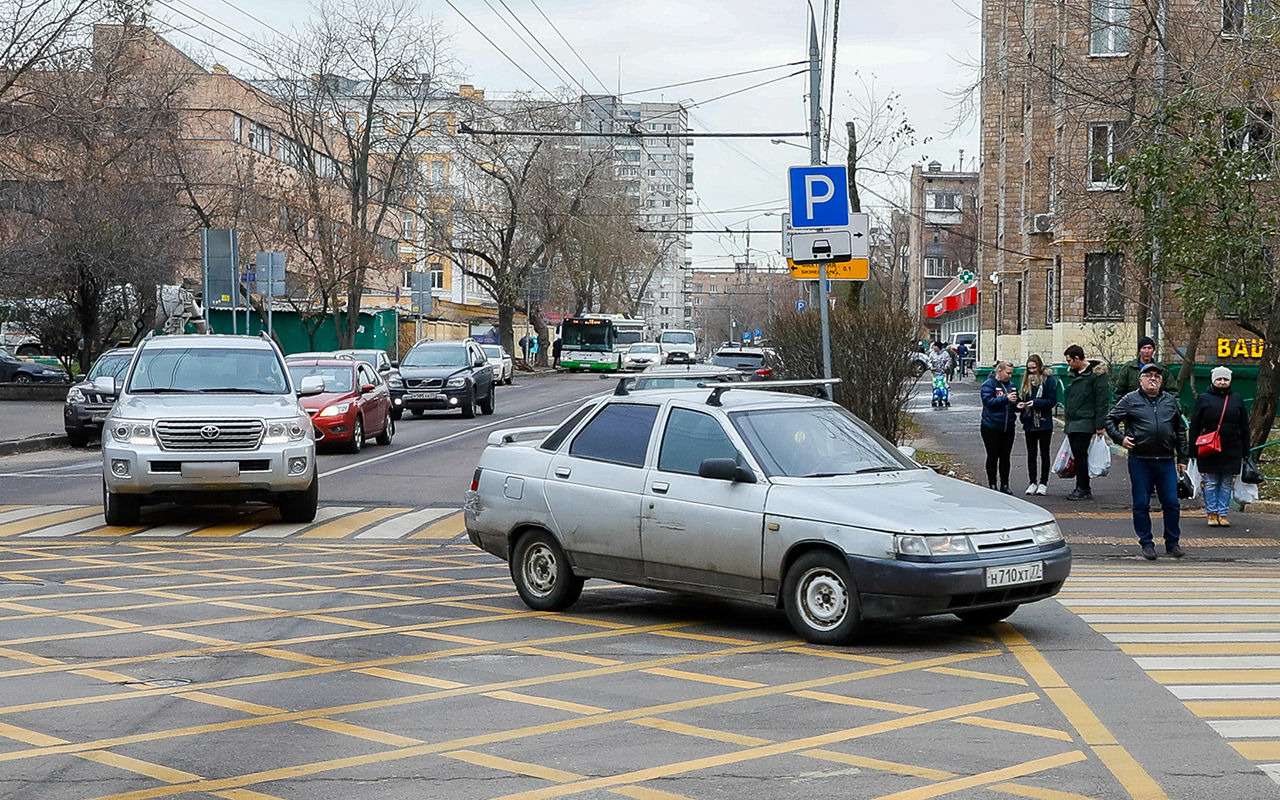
[99,334,322,526]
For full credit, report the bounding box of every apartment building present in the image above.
[907,162,980,339]
[689,266,800,347]
[579,96,694,331]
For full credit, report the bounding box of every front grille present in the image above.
[405,378,444,389]
[969,531,1038,553]
[947,581,1062,609]
[149,459,272,473]
[155,419,264,451]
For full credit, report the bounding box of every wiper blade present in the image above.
[801,472,852,478]
[852,466,902,475]
[194,388,278,395]
[129,388,196,394]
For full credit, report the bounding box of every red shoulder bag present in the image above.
[1196,396,1229,458]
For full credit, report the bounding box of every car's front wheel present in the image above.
[511,531,583,611]
[460,388,476,419]
[346,416,364,454]
[783,551,860,644]
[278,474,319,523]
[103,482,141,526]
[955,604,1019,625]
[478,386,495,416]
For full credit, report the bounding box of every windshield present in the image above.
[341,350,382,368]
[634,375,738,390]
[712,352,763,369]
[629,344,660,354]
[128,347,289,394]
[88,353,132,380]
[661,332,696,345]
[402,344,468,368]
[288,365,354,393]
[561,320,613,352]
[482,345,503,358]
[615,329,645,346]
[731,406,916,478]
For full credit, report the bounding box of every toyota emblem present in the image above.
[199,425,221,441]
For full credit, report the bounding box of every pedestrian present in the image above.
[956,342,970,379]
[946,344,958,382]
[1188,366,1251,527]
[1106,363,1189,560]
[552,337,563,367]
[980,360,1019,493]
[1018,354,1059,496]
[1114,336,1177,402]
[927,341,953,408]
[518,335,529,360]
[1062,344,1111,501]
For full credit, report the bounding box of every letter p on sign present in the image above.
[789,165,850,229]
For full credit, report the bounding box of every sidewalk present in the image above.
[907,378,1280,558]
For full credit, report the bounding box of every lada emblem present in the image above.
[999,532,1011,541]
[199,425,221,441]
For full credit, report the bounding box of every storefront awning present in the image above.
[924,283,978,319]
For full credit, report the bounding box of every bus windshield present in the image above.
[614,327,645,347]
[560,319,614,352]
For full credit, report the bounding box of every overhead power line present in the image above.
[458,124,806,138]
[824,0,842,162]
[479,0,576,89]
[528,0,612,94]
[442,0,561,99]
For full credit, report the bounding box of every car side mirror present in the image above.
[897,445,918,461]
[698,458,756,484]
[390,361,399,369]
[92,376,117,396]
[361,383,376,394]
[298,376,325,396]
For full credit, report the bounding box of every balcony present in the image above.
[924,209,963,226]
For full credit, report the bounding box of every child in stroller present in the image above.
[931,372,950,408]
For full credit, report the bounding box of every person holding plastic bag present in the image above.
[1188,366,1251,527]
[1105,363,1189,560]
[1062,345,1111,501]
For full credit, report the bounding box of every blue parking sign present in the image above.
[788,165,850,229]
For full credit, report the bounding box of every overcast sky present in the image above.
[159,0,982,268]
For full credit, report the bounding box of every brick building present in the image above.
[907,162,980,340]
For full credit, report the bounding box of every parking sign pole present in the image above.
[809,13,833,399]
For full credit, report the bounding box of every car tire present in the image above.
[278,474,319,523]
[460,389,476,419]
[347,416,364,454]
[13,374,31,384]
[511,530,583,611]
[954,604,1019,625]
[479,386,495,416]
[376,414,394,446]
[103,482,141,526]
[782,551,861,645]
[67,431,91,448]
[392,408,403,421]
[412,409,426,418]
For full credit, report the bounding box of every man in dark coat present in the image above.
[1113,336,1177,402]
[1106,363,1189,560]
[1188,366,1252,527]
[1062,344,1111,501]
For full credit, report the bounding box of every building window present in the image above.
[1090,0,1130,55]
[431,160,445,186]
[431,264,444,290]
[248,122,272,156]
[1084,253,1125,319]
[402,212,415,239]
[1047,261,1059,325]
[1224,107,1275,176]
[927,192,961,210]
[1088,123,1124,188]
[231,114,243,143]
[924,257,953,278]
[1047,156,1057,214]
[1016,276,1026,332]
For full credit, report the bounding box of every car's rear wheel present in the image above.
[479,386,495,416]
[460,389,476,419]
[346,416,364,454]
[103,482,141,526]
[511,531,583,611]
[278,474,318,523]
[783,551,860,644]
[13,374,31,384]
[375,413,394,446]
[955,604,1019,625]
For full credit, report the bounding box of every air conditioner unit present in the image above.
[1032,213,1055,234]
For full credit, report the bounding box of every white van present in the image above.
[658,329,697,364]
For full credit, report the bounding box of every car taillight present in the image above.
[755,368,773,378]
[470,468,482,492]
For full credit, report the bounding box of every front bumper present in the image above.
[102,440,315,495]
[848,544,1071,620]
[402,385,470,411]
[64,402,113,434]
[664,352,694,364]
[310,412,356,443]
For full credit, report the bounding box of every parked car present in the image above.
[0,348,67,383]
[658,329,698,364]
[481,344,515,385]
[465,381,1070,644]
[336,349,404,419]
[288,358,395,453]
[622,343,663,371]
[100,334,319,526]
[631,364,745,391]
[286,351,353,362]
[398,339,496,419]
[64,348,135,447]
[710,346,783,379]
[0,322,42,357]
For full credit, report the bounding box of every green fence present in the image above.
[203,309,399,357]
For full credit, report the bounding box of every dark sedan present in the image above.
[0,349,68,383]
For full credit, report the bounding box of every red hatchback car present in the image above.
[288,359,395,453]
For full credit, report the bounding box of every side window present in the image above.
[658,409,741,475]
[569,404,659,467]
[541,403,597,452]
[364,365,381,386]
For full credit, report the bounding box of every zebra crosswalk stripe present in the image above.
[355,508,456,540]
[241,506,364,538]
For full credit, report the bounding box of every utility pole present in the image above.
[809,10,834,398]
[1151,0,1167,353]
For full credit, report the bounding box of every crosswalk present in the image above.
[1060,563,1280,785]
[0,503,467,542]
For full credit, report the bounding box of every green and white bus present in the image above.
[558,315,649,372]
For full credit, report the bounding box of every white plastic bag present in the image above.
[1052,437,1074,478]
[1088,434,1112,478]
[1185,459,1201,500]
[1237,471,1261,505]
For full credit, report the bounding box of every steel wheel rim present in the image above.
[796,567,849,631]
[523,542,558,597]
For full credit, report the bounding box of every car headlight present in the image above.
[108,419,154,445]
[895,534,974,557]
[1031,522,1064,545]
[67,387,85,403]
[317,403,350,419]
[387,376,404,388]
[264,417,308,443]
[446,377,467,389]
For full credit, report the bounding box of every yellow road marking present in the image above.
[1094,623,1280,633]
[76,525,148,538]
[180,691,281,716]
[447,749,583,782]
[356,667,466,689]
[630,718,771,747]
[955,715,1075,742]
[80,751,203,784]
[302,718,423,747]
[873,751,1088,800]
[782,644,902,666]
[642,667,764,689]
[651,629,759,646]
[484,690,610,715]
[512,646,620,666]
[193,512,277,538]
[1233,740,1280,760]
[0,507,101,537]
[409,511,466,540]
[1185,700,1280,718]
[1092,745,1169,800]
[299,507,409,539]
[1119,642,1280,656]
[788,690,925,714]
[926,665,1028,686]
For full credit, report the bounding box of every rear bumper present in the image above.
[848,544,1072,620]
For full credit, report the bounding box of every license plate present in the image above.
[181,462,239,480]
[985,561,1043,588]
[405,392,445,401]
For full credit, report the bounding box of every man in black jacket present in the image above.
[1105,363,1189,560]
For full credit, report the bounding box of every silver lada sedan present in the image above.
[464,380,1070,644]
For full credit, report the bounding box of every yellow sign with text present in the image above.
[787,258,870,281]
[1218,337,1267,359]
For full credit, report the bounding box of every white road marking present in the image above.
[1134,656,1280,670]
[20,514,107,538]
[1169,685,1280,700]
[1080,614,1280,623]
[241,506,362,538]
[1209,720,1280,739]
[355,508,455,539]
[0,506,73,525]
[1062,598,1280,607]
[133,525,203,538]
[1107,633,1280,643]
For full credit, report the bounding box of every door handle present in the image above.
[555,468,572,478]
[651,482,669,494]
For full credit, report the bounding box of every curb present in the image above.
[1249,499,1280,515]
[0,434,69,456]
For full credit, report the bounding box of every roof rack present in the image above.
[608,372,741,396]
[702,378,842,407]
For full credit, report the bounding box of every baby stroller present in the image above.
[931,373,950,408]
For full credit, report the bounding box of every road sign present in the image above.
[253,252,287,296]
[788,165,850,229]
[409,271,433,314]
[795,299,807,312]
[787,259,870,281]
[754,328,762,340]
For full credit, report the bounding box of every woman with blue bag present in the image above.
[1017,355,1060,496]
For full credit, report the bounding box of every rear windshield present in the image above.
[128,347,289,395]
[288,365,354,393]
[712,352,763,369]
